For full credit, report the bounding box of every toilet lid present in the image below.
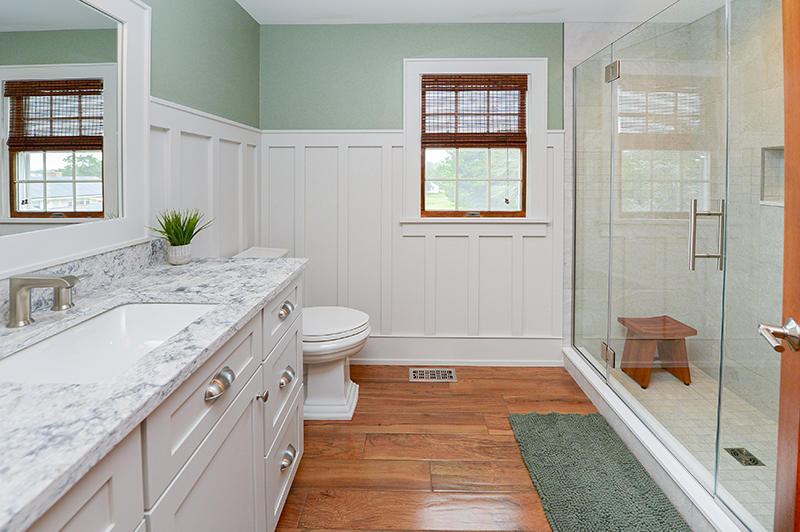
[303,306,370,342]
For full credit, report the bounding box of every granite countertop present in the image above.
[0,257,308,532]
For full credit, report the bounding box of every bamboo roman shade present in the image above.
[5,79,104,151]
[421,75,527,148]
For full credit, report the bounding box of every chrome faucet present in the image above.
[7,274,82,328]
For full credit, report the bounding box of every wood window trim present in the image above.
[420,74,528,218]
[5,78,105,218]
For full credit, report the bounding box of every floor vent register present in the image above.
[409,368,458,382]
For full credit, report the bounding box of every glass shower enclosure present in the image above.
[572,0,784,529]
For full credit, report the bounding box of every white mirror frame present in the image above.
[0,0,150,279]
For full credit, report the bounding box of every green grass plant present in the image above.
[149,208,213,246]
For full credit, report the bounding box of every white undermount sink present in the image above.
[0,303,217,384]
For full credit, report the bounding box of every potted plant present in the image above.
[149,208,213,265]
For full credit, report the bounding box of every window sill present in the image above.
[0,217,98,225]
[399,217,549,225]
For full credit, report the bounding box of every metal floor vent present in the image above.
[409,368,458,382]
[724,447,765,466]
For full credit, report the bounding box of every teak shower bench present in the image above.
[618,315,696,389]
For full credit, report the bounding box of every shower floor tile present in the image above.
[609,364,777,531]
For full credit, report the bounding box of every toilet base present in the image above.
[303,357,359,420]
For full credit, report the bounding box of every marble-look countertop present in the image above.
[0,257,308,532]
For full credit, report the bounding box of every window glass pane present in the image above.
[652,150,680,181]
[46,152,74,180]
[425,181,456,211]
[491,181,521,211]
[458,91,488,114]
[23,152,44,180]
[426,149,455,180]
[52,119,81,136]
[426,115,455,133]
[16,182,44,211]
[25,120,50,136]
[458,149,489,179]
[621,180,652,212]
[682,151,705,180]
[76,183,103,211]
[489,91,520,113]
[52,95,79,117]
[426,91,455,114]
[75,152,103,179]
[490,149,522,180]
[458,180,489,210]
[649,92,676,114]
[46,183,74,210]
[25,96,50,118]
[457,115,488,133]
[489,115,519,133]
[653,181,681,211]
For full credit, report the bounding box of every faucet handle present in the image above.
[50,275,86,311]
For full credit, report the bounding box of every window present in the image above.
[616,79,716,216]
[5,78,105,218]
[421,75,527,217]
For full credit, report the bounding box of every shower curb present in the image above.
[563,346,752,532]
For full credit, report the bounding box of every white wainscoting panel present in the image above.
[149,98,261,258]
[262,130,565,365]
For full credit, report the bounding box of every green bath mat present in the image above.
[509,412,692,532]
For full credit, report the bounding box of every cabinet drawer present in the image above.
[265,387,304,532]
[146,367,266,532]
[263,277,302,356]
[142,312,262,508]
[28,427,143,532]
[262,316,303,438]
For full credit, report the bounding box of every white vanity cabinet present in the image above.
[26,427,144,532]
[142,274,304,532]
[146,367,267,532]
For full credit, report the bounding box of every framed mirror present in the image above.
[0,0,150,278]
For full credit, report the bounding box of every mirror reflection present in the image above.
[0,0,119,236]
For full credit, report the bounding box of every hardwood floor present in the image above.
[277,365,598,532]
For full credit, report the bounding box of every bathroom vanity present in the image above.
[0,255,307,532]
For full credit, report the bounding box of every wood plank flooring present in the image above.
[278,365,598,532]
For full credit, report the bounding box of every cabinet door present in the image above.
[143,312,262,507]
[27,427,143,532]
[266,388,304,532]
[147,367,266,532]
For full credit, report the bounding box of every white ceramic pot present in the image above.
[167,243,192,265]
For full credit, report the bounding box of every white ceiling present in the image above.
[1,0,118,32]
[235,0,682,25]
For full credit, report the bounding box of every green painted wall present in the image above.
[260,23,564,131]
[0,30,116,66]
[144,0,260,128]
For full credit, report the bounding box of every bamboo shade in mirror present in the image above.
[5,79,104,151]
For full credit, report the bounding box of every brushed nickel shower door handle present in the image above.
[689,199,725,271]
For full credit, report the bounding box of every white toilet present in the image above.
[302,306,370,420]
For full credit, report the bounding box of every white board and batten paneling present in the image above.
[261,130,565,366]
[149,97,261,258]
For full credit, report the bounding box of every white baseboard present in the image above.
[351,336,564,366]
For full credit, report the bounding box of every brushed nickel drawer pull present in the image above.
[277,301,294,321]
[280,443,297,472]
[279,365,296,388]
[204,366,236,402]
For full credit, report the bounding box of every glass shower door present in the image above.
[604,0,728,492]
[572,45,614,377]
[716,0,784,528]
